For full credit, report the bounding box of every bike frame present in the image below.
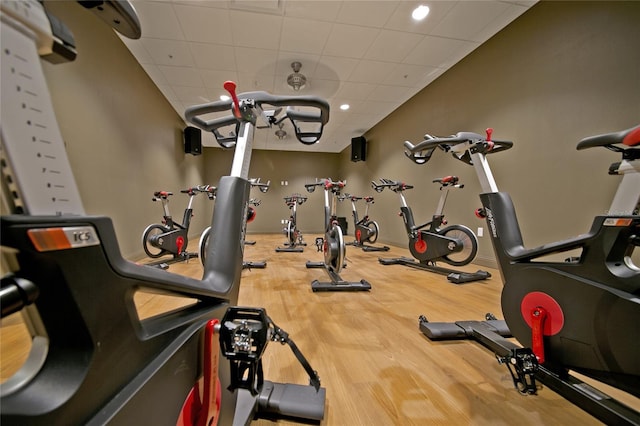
[0,4,330,420]
[407,127,640,424]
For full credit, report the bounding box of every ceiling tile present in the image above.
[383,63,438,87]
[284,1,342,22]
[335,82,377,100]
[348,60,397,84]
[159,65,204,87]
[236,72,275,93]
[234,47,278,75]
[119,36,153,64]
[174,4,233,44]
[142,38,195,66]
[189,42,237,71]
[384,1,457,35]
[363,29,424,63]
[200,69,239,89]
[172,85,212,103]
[302,78,344,99]
[156,84,178,101]
[314,56,359,81]
[336,1,400,28]
[403,36,478,68]
[322,24,380,58]
[229,10,283,49]
[120,0,537,153]
[140,63,168,85]
[133,1,184,40]
[366,85,413,103]
[280,17,332,55]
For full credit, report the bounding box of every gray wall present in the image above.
[341,1,640,266]
[39,2,209,258]
[6,1,638,265]
[200,148,341,236]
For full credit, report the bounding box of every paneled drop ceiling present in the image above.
[119,0,537,152]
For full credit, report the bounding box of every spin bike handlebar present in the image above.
[250,178,271,193]
[305,178,345,193]
[343,194,375,204]
[184,82,330,147]
[404,130,513,165]
[433,175,463,189]
[194,184,217,199]
[371,178,413,193]
[284,194,307,205]
[152,191,172,200]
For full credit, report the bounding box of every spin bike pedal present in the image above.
[219,307,323,393]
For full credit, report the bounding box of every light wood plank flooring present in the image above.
[1,234,638,425]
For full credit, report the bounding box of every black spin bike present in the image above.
[0,3,330,421]
[373,176,491,283]
[276,193,308,252]
[142,185,214,264]
[199,178,270,269]
[340,193,389,252]
[406,126,640,425]
[304,179,371,292]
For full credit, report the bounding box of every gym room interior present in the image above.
[1,1,638,425]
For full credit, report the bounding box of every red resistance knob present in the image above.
[530,306,548,364]
[176,236,185,255]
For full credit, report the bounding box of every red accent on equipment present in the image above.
[223,81,241,119]
[176,236,185,254]
[485,128,493,142]
[355,229,362,243]
[623,125,640,147]
[520,291,564,336]
[247,206,256,223]
[176,319,221,426]
[414,232,427,253]
[475,208,486,219]
[530,306,548,364]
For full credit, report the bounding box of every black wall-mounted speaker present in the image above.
[351,136,366,162]
[183,126,202,155]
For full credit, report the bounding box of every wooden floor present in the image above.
[1,233,638,425]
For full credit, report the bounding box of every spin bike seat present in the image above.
[576,124,640,150]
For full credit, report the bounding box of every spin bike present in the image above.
[244,178,270,246]
[142,185,213,265]
[0,2,331,422]
[405,126,640,425]
[374,177,490,283]
[276,194,308,252]
[341,194,389,252]
[304,179,372,292]
[199,179,270,269]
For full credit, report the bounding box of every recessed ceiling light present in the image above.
[220,95,230,101]
[340,104,350,110]
[412,5,430,21]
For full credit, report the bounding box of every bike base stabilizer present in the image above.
[378,256,490,284]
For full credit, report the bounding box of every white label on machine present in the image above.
[1,13,85,215]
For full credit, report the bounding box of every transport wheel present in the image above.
[142,224,168,258]
[441,224,478,266]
